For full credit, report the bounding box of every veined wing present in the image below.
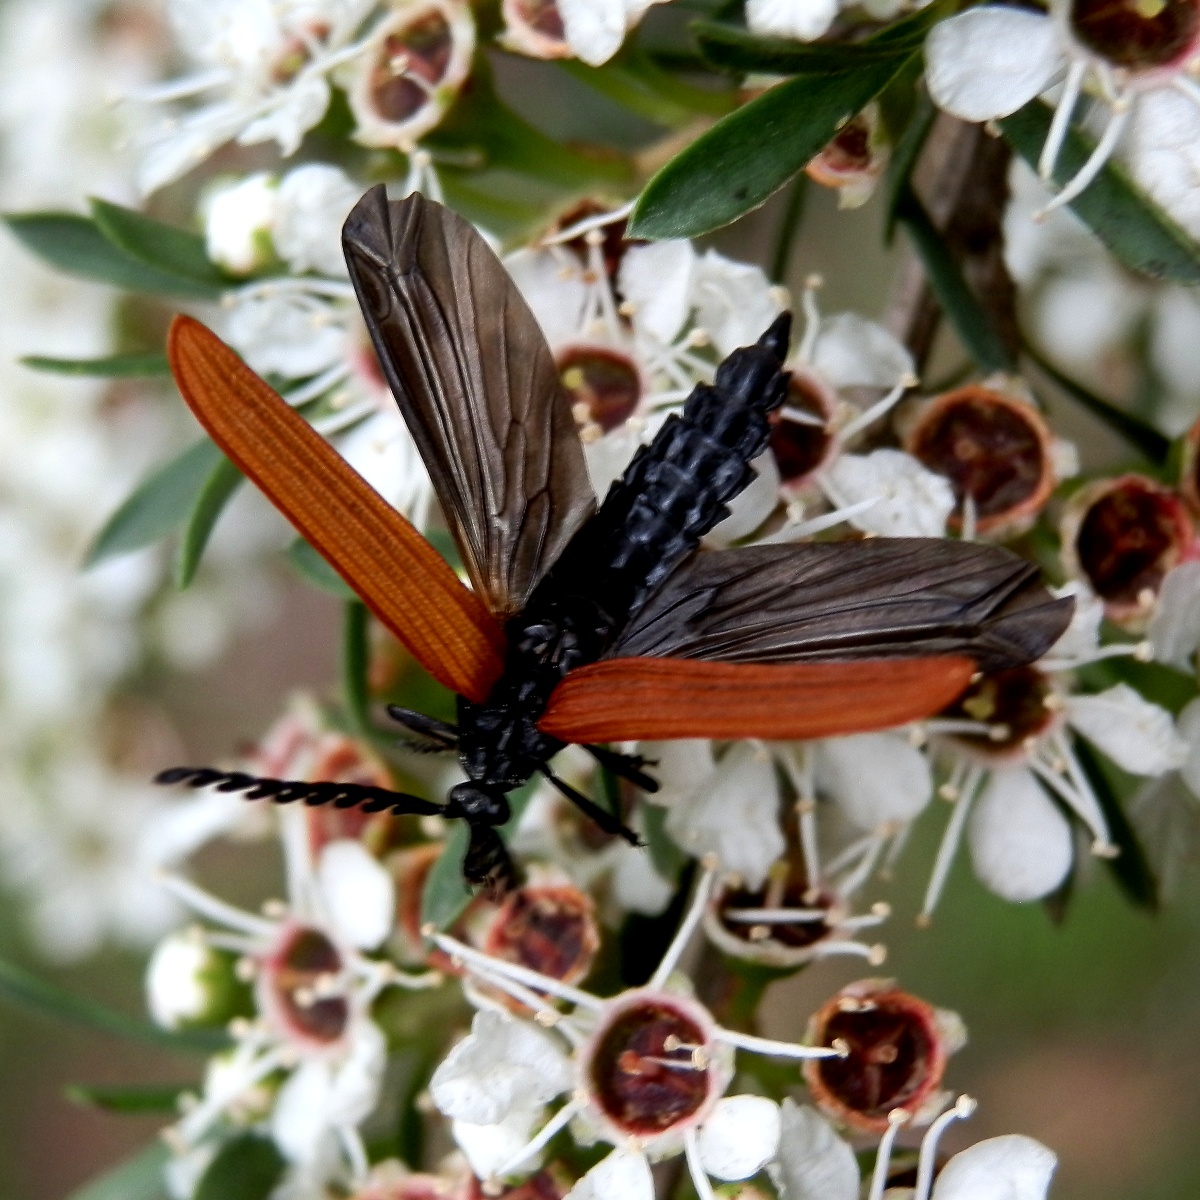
[607,539,1072,672]
[167,317,506,703]
[343,187,596,617]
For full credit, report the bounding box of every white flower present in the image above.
[204,172,279,274]
[274,164,362,277]
[1065,683,1187,776]
[824,449,955,537]
[427,870,836,1199]
[1178,697,1200,799]
[926,1,1200,217]
[1124,88,1200,241]
[156,809,436,1181]
[146,931,237,1030]
[135,0,382,194]
[747,0,841,42]
[769,1102,859,1200]
[661,741,785,889]
[813,731,934,832]
[501,0,669,66]
[342,1,475,151]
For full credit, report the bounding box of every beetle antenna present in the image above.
[153,766,444,816]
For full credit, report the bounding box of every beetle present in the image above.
[158,187,1072,893]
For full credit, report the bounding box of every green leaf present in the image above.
[288,536,358,599]
[884,89,936,242]
[66,1143,170,1200]
[1025,347,1170,466]
[642,801,688,881]
[67,1082,189,1114]
[90,198,228,291]
[343,600,371,737]
[1072,735,1159,911]
[420,783,539,930]
[999,102,1200,285]
[174,454,243,587]
[894,187,1017,373]
[0,953,227,1054]
[629,53,913,239]
[194,1135,285,1200]
[85,438,224,567]
[3,212,219,298]
[20,352,171,377]
[693,2,946,74]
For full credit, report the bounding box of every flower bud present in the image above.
[203,173,279,275]
[806,104,888,210]
[145,930,252,1030]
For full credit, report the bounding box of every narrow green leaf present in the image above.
[420,784,538,931]
[194,1135,285,1200]
[67,1081,189,1114]
[884,90,936,242]
[66,1143,170,1200]
[86,438,224,567]
[1072,736,1160,911]
[0,953,227,1054]
[3,212,218,298]
[173,454,243,587]
[343,600,371,737]
[642,801,687,881]
[288,536,358,599]
[20,352,171,377]
[629,54,912,239]
[1025,347,1170,466]
[894,188,1017,373]
[692,2,946,74]
[693,20,916,74]
[999,102,1200,285]
[90,198,228,291]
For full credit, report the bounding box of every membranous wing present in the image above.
[608,539,1072,671]
[343,187,595,617]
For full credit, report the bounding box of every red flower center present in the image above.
[268,925,349,1044]
[770,375,833,484]
[559,346,642,433]
[718,881,832,949]
[906,388,1050,527]
[1074,477,1191,606]
[484,886,598,985]
[370,12,454,123]
[1070,0,1200,69]
[513,0,566,39]
[588,1000,711,1135]
[807,990,942,1127]
[943,666,1056,755]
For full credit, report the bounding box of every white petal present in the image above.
[224,291,349,378]
[1148,562,1200,672]
[708,452,779,545]
[238,76,330,155]
[640,739,716,807]
[566,1149,655,1200]
[692,249,783,357]
[326,1019,388,1127]
[811,313,913,390]
[558,0,629,65]
[746,0,839,41]
[453,1106,542,1179]
[814,732,932,830]
[272,1060,335,1164]
[204,172,278,274]
[1178,698,1200,798]
[926,9,1062,121]
[665,742,784,889]
[274,163,360,277]
[771,1100,859,1200]
[506,246,590,345]
[824,449,954,538]
[1067,684,1187,776]
[145,932,216,1028]
[429,1010,572,1125]
[967,769,1072,902]
[611,842,675,915]
[620,240,696,346]
[337,409,431,522]
[932,1134,1057,1200]
[1149,286,1200,404]
[698,1095,781,1180]
[1124,90,1200,242]
[317,839,395,950]
[1047,581,1103,661]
